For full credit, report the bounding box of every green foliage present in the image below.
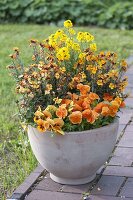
[0,0,133,29]
[63,116,115,132]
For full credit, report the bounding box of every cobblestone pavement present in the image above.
[8,61,133,200]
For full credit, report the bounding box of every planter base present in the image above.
[50,173,96,185]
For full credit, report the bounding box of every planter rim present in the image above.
[65,117,118,135]
[28,117,119,135]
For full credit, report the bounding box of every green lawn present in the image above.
[0,24,133,200]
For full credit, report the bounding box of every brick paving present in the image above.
[8,60,133,200]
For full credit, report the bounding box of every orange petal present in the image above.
[43,110,52,119]
[86,110,99,124]
[82,99,91,110]
[37,119,49,132]
[114,97,122,106]
[88,92,99,101]
[101,106,109,116]
[82,109,91,119]
[103,93,113,101]
[69,111,82,124]
[61,99,72,106]
[94,102,105,113]
[56,105,68,119]
[53,118,64,127]
[52,126,64,135]
[77,83,90,96]
[73,103,82,111]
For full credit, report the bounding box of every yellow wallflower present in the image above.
[77,32,94,42]
[55,73,60,79]
[46,84,52,90]
[121,59,128,71]
[91,66,97,74]
[109,83,116,89]
[77,32,84,41]
[56,47,70,61]
[84,32,94,41]
[98,60,106,69]
[79,52,86,59]
[101,60,106,65]
[45,84,52,94]
[72,43,81,51]
[78,52,86,64]
[66,38,73,48]
[48,34,58,48]
[121,59,127,67]
[69,28,76,35]
[55,29,64,38]
[60,67,66,73]
[64,20,73,28]
[86,65,92,71]
[108,70,118,78]
[60,34,68,42]
[90,43,97,51]
[81,73,86,79]
[49,39,57,48]
[97,80,103,86]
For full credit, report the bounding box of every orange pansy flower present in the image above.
[34,116,40,123]
[37,119,49,132]
[74,98,83,106]
[101,106,109,116]
[46,118,64,135]
[88,92,99,102]
[73,103,82,111]
[46,118,55,126]
[94,102,106,113]
[103,93,113,101]
[114,97,122,106]
[61,99,72,106]
[77,83,90,96]
[52,126,64,135]
[68,92,79,101]
[108,103,119,117]
[82,109,91,119]
[69,111,82,124]
[52,118,65,135]
[88,112,99,124]
[56,104,68,119]
[43,110,52,119]
[82,109,99,124]
[53,118,64,127]
[82,98,91,110]
[111,100,120,108]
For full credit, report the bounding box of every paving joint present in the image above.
[116,177,128,197]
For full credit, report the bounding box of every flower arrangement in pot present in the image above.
[8,20,128,185]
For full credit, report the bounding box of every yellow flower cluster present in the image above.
[56,47,70,61]
[46,20,97,62]
[77,32,94,42]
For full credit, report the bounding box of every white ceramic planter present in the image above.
[28,119,119,185]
